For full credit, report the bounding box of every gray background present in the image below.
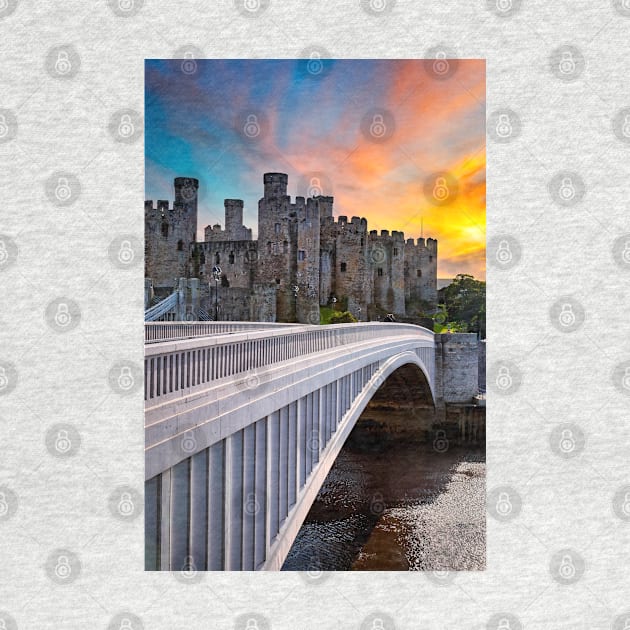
[1,1,629,628]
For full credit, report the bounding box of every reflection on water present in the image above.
[282,409,485,571]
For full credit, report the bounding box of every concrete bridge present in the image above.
[144,321,480,571]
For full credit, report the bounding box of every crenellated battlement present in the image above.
[405,236,438,253]
[146,171,438,320]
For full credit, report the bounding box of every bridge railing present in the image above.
[145,322,434,404]
[144,292,179,322]
[145,321,303,343]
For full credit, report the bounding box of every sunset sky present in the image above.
[145,59,485,280]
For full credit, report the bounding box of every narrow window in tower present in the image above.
[161,222,169,238]
[229,252,234,264]
[215,252,220,264]
[377,268,383,277]
[274,223,281,234]
[417,269,422,277]
[298,250,306,262]
[360,238,364,247]
[283,241,288,254]
[393,248,398,256]
[267,241,271,254]
[275,278,280,285]
[177,240,184,251]
[272,243,278,254]
[340,262,347,272]
[429,256,433,262]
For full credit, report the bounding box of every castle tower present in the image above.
[256,173,295,321]
[173,177,199,244]
[144,177,199,287]
[263,172,288,200]
[225,199,243,234]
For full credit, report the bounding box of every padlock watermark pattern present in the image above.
[45,548,81,584]
[612,107,630,143]
[487,108,522,142]
[45,423,81,458]
[424,45,459,80]
[45,44,81,79]
[107,612,144,630]
[0,0,18,19]
[549,45,585,82]
[423,171,459,207]
[234,613,271,630]
[297,171,333,199]
[612,484,630,522]
[108,360,142,395]
[549,548,585,585]
[359,612,397,630]
[549,423,585,459]
[485,0,522,17]
[548,170,586,207]
[234,0,270,18]
[612,360,630,396]
[235,109,268,142]
[360,108,396,143]
[108,235,142,269]
[0,108,17,143]
[489,361,522,395]
[549,296,585,332]
[45,297,81,332]
[45,171,81,207]
[109,109,142,143]
[425,569,457,586]
[613,0,630,16]
[0,234,18,271]
[107,0,144,16]
[0,485,18,522]
[299,46,332,79]
[173,555,204,584]
[108,485,142,521]
[486,613,523,630]
[432,428,449,453]
[173,45,205,76]
[488,235,521,270]
[612,233,630,269]
[360,0,396,16]
[487,485,522,521]
[0,361,17,396]
[0,611,17,630]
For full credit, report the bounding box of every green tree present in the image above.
[329,310,358,324]
[439,274,486,337]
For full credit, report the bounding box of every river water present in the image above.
[281,410,485,571]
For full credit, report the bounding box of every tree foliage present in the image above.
[438,274,486,337]
[329,310,358,324]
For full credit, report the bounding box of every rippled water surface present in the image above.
[282,410,485,571]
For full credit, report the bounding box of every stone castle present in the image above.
[145,173,437,323]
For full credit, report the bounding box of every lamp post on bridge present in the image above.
[212,265,221,321]
[292,285,299,323]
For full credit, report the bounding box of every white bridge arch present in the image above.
[144,321,436,571]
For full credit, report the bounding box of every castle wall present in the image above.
[255,173,295,322]
[368,230,406,315]
[404,237,438,309]
[328,216,370,319]
[192,240,257,290]
[145,172,439,323]
[295,197,321,323]
[145,177,199,288]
